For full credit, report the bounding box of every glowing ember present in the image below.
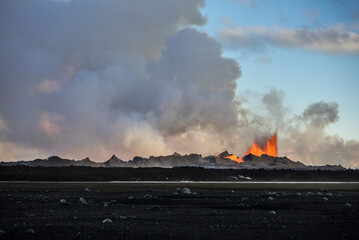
[224,154,244,163]
[244,132,277,157]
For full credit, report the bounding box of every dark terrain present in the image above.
[1,166,358,181]
[0,186,358,240]
[0,152,346,170]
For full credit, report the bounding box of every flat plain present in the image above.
[0,181,358,240]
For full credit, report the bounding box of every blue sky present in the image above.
[197,0,359,140]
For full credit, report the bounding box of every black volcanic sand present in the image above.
[0,185,358,240]
[1,166,359,181]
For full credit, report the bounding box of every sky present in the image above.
[199,0,359,140]
[0,0,358,168]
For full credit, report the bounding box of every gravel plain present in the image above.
[0,182,358,240]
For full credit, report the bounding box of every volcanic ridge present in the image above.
[0,152,345,170]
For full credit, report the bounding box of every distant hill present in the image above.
[0,151,346,170]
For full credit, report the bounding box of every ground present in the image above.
[0,183,358,239]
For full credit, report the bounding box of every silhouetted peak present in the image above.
[218,151,230,158]
[173,152,181,157]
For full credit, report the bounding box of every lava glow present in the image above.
[244,132,278,157]
[224,154,244,163]
[223,132,278,163]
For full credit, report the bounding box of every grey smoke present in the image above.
[0,0,241,161]
[302,101,339,127]
[0,0,358,168]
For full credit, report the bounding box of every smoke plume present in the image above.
[0,0,358,168]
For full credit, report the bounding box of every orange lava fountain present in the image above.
[244,132,277,157]
[222,132,278,163]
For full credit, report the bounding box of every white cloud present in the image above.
[219,25,359,55]
[255,55,272,63]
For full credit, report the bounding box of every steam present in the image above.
[238,90,359,168]
[0,0,358,168]
[0,0,241,161]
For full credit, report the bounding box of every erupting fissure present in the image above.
[223,132,278,162]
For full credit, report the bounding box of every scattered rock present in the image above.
[295,192,302,196]
[41,196,50,202]
[84,188,90,192]
[110,200,117,203]
[268,197,274,201]
[238,175,252,180]
[25,228,35,234]
[306,192,315,196]
[102,218,112,223]
[119,216,127,220]
[316,192,324,196]
[230,176,238,180]
[211,210,218,215]
[326,192,333,197]
[0,229,6,235]
[345,203,351,207]
[268,211,276,215]
[128,196,134,200]
[104,202,109,207]
[323,197,328,201]
[268,192,278,196]
[60,199,69,205]
[79,197,87,205]
[182,188,192,194]
[143,194,152,199]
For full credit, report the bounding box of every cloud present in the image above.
[304,9,320,24]
[238,89,359,168]
[232,0,257,8]
[219,25,359,54]
[302,101,339,128]
[255,55,272,63]
[0,0,243,161]
[37,79,60,94]
[0,0,358,168]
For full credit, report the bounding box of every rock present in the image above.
[0,229,6,235]
[25,228,35,234]
[102,218,112,223]
[143,194,152,199]
[295,192,302,196]
[268,197,274,200]
[268,192,278,196]
[345,203,351,207]
[42,196,50,200]
[323,197,328,201]
[306,192,315,196]
[119,216,127,220]
[104,202,109,207]
[128,196,134,200]
[110,200,117,203]
[79,197,87,205]
[316,191,324,196]
[326,192,333,197]
[182,188,192,194]
[268,211,276,215]
[60,199,68,205]
[211,210,218,215]
[84,188,90,192]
